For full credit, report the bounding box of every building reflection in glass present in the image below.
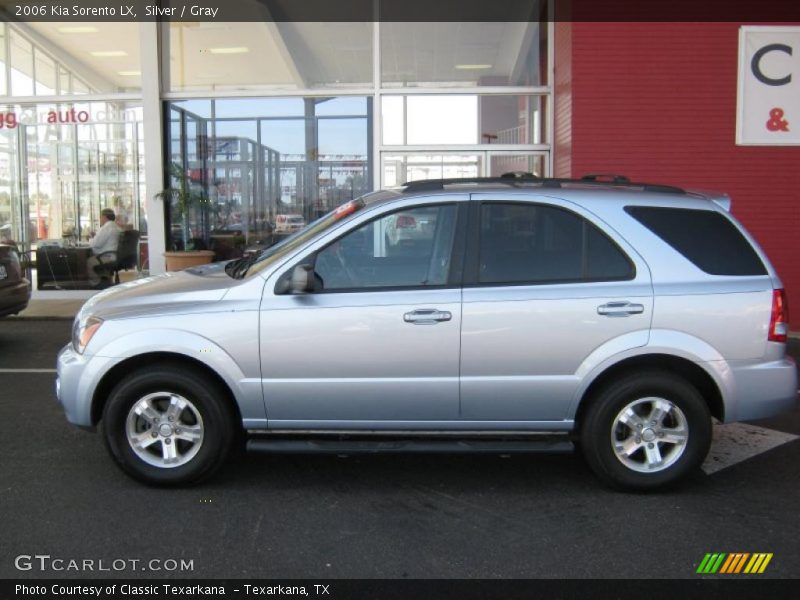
[167,97,372,259]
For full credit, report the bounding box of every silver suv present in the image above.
[56,175,797,490]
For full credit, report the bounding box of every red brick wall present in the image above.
[556,22,800,318]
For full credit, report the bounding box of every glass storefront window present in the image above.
[382,151,546,186]
[1,23,142,97]
[383,153,483,186]
[381,22,548,88]
[167,97,372,258]
[0,127,21,245]
[382,95,547,146]
[34,50,56,95]
[0,101,145,289]
[488,153,546,177]
[167,22,373,92]
[0,25,7,96]
[9,30,34,96]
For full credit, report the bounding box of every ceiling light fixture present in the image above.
[208,47,250,55]
[90,50,128,57]
[117,71,141,76]
[57,26,99,34]
[455,64,493,70]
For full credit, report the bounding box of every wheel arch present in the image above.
[91,352,243,428]
[573,353,725,430]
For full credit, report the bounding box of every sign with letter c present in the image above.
[738,26,800,145]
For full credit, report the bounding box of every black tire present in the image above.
[580,370,711,491]
[102,365,238,486]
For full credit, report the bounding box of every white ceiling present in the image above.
[22,21,538,93]
[26,22,142,91]
[380,22,536,86]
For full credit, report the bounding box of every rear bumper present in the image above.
[0,280,30,316]
[727,357,798,422]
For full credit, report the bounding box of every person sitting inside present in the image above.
[87,208,121,289]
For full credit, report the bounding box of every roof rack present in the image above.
[401,172,686,195]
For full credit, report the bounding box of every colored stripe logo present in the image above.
[697,553,773,574]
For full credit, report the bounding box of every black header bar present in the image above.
[1,0,800,22]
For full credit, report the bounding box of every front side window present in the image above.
[315,204,458,291]
[478,203,634,285]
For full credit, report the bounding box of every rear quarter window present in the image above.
[624,206,767,276]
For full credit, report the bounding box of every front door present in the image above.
[259,200,466,428]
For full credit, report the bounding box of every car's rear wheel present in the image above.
[102,366,237,485]
[580,371,711,491]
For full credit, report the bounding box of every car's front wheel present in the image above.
[580,371,712,491]
[102,366,238,485]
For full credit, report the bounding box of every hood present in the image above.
[78,261,236,321]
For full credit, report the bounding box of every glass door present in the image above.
[381,151,548,186]
[487,152,547,178]
[382,153,483,187]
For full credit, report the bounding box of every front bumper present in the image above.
[728,356,798,422]
[56,344,121,428]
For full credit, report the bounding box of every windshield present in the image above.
[240,198,368,279]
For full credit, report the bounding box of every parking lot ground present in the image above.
[1,320,799,579]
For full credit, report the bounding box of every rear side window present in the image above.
[625,206,767,276]
[478,203,634,285]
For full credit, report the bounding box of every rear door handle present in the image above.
[597,301,645,317]
[403,308,452,325]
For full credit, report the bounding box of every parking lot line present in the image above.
[702,422,799,474]
[0,368,57,373]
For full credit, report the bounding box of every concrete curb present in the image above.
[5,299,86,320]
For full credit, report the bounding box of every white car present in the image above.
[275,214,305,233]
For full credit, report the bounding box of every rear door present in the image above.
[459,194,653,424]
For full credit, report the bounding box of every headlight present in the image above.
[72,315,104,354]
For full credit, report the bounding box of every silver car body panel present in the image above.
[259,193,467,425]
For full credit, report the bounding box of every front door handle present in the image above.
[403,308,452,325]
[597,301,645,317]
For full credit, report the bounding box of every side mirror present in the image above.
[289,264,314,294]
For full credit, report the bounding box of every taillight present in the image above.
[768,288,789,343]
[6,250,20,279]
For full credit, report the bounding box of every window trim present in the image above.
[274,201,468,295]
[463,200,637,288]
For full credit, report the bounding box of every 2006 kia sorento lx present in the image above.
[56,174,797,490]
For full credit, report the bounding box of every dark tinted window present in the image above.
[478,203,634,284]
[315,204,458,290]
[625,207,767,276]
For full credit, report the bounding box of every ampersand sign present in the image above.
[766,108,789,132]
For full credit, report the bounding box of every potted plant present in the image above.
[157,163,216,271]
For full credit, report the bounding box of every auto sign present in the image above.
[0,264,7,279]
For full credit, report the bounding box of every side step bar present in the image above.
[247,436,574,455]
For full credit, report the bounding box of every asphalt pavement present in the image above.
[1,320,799,579]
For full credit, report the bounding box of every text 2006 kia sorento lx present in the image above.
[56,174,797,490]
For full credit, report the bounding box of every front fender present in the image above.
[88,328,265,425]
